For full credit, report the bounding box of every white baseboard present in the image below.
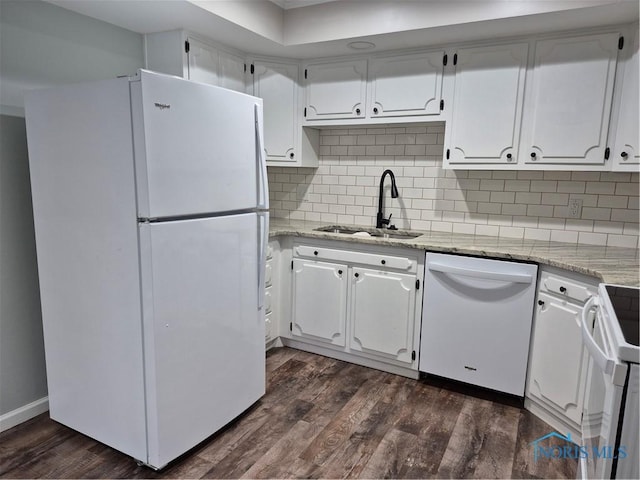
[0,397,49,433]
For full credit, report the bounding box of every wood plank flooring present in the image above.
[0,347,577,479]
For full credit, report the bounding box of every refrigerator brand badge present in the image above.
[154,102,171,110]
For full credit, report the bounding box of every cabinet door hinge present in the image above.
[304,69,308,79]
[446,148,450,160]
[291,260,294,270]
[411,351,416,361]
[453,53,458,65]
[443,54,448,66]
[304,107,307,117]
[619,36,624,50]
[416,279,420,290]
[440,99,444,111]
[604,147,610,160]
[244,63,247,73]
[289,322,293,332]
[250,64,254,74]
[184,40,190,53]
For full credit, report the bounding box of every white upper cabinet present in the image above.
[520,32,620,167]
[218,50,247,93]
[145,31,246,93]
[252,60,299,163]
[368,51,444,118]
[187,37,219,86]
[304,59,368,121]
[611,31,639,171]
[444,43,528,166]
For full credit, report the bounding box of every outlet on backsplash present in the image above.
[568,198,583,218]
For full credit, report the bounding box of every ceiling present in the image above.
[44,0,639,58]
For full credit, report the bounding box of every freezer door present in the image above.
[139,213,265,468]
[132,70,262,218]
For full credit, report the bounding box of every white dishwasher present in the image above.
[420,252,538,396]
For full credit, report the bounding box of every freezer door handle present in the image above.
[427,261,534,284]
[255,103,269,210]
[257,212,269,309]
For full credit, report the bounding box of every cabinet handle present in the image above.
[530,152,536,159]
[621,151,628,159]
[354,273,360,278]
[381,259,386,265]
[355,108,361,115]
[373,107,379,114]
[313,250,318,256]
[338,269,343,275]
[559,286,567,293]
[289,152,295,159]
[538,300,545,306]
[506,153,512,161]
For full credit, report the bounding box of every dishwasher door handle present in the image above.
[427,261,534,284]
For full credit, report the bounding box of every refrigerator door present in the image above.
[139,213,265,469]
[131,70,262,218]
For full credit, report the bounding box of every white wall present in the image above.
[269,126,639,248]
[0,0,144,428]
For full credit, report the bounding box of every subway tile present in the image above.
[375,134,396,145]
[577,232,608,246]
[488,214,512,226]
[527,204,554,217]
[330,165,348,175]
[304,211,322,222]
[525,228,551,241]
[582,207,611,221]
[531,180,558,192]
[405,145,427,156]
[411,220,432,230]
[365,145,385,155]
[384,145,405,155]
[406,126,428,134]
[431,221,454,232]
[476,225,500,236]
[538,217,565,230]
[348,128,368,135]
[499,226,525,239]
[467,190,491,202]
[571,171,600,181]
[330,145,349,155]
[338,176,356,186]
[541,193,569,205]
[629,196,639,209]
[320,213,338,223]
[386,127,407,134]
[607,235,638,248]
[517,171,544,180]
[356,135,376,145]
[412,199,434,210]
[504,180,531,192]
[425,144,444,156]
[347,146,366,156]
[597,195,628,208]
[329,204,346,214]
[480,179,505,191]
[550,230,579,244]
[416,133,439,144]
[465,212,488,224]
[336,214,355,224]
[490,191,516,203]
[569,193,598,207]
[321,135,339,145]
[467,171,493,179]
[586,182,616,194]
[543,171,572,180]
[345,205,364,215]
[565,219,594,231]
[502,204,528,216]
[513,216,537,227]
[491,171,518,180]
[593,221,624,234]
[366,127,388,134]
[458,179,481,190]
[615,183,640,195]
[395,134,416,144]
[339,135,357,146]
[338,195,356,205]
[453,222,477,235]
[611,208,639,222]
[600,172,631,182]
[624,223,640,235]
[455,200,477,213]
[478,202,502,214]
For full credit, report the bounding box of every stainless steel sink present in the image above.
[314,225,422,239]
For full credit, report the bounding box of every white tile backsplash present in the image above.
[268,125,640,248]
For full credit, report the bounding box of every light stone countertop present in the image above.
[269,218,640,287]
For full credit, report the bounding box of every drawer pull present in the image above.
[354,273,360,278]
[314,250,318,256]
[538,300,545,306]
[559,286,567,293]
[338,270,343,275]
[381,259,386,265]
[464,365,477,371]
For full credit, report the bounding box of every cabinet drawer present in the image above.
[293,245,416,272]
[540,271,598,303]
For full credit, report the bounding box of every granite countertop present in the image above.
[269,218,640,287]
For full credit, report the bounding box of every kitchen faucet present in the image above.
[376,169,399,229]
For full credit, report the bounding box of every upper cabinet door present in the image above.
[369,51,444,117]
[186,37,219,86]
[445,43,528,166]
[304,59,367,120]
[520,33,620,166]
[612,32,639,171]
[218,50,246,93]
[252,61,299,163]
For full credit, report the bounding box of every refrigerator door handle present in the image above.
[257,212,269,309]
[254,103,269,210]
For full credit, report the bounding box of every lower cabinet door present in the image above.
[291,259,347,346]
[527,292,587,425]
[349,267,416,364]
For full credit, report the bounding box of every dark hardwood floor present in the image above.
[0,347,577,479]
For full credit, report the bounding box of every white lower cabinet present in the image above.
[291,258,347,347]
[525,267,599,438]
[350,267,416,364]
[286,241,423,377]
[265,240,280,346]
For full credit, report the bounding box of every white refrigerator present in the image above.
[24,70,269,469]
